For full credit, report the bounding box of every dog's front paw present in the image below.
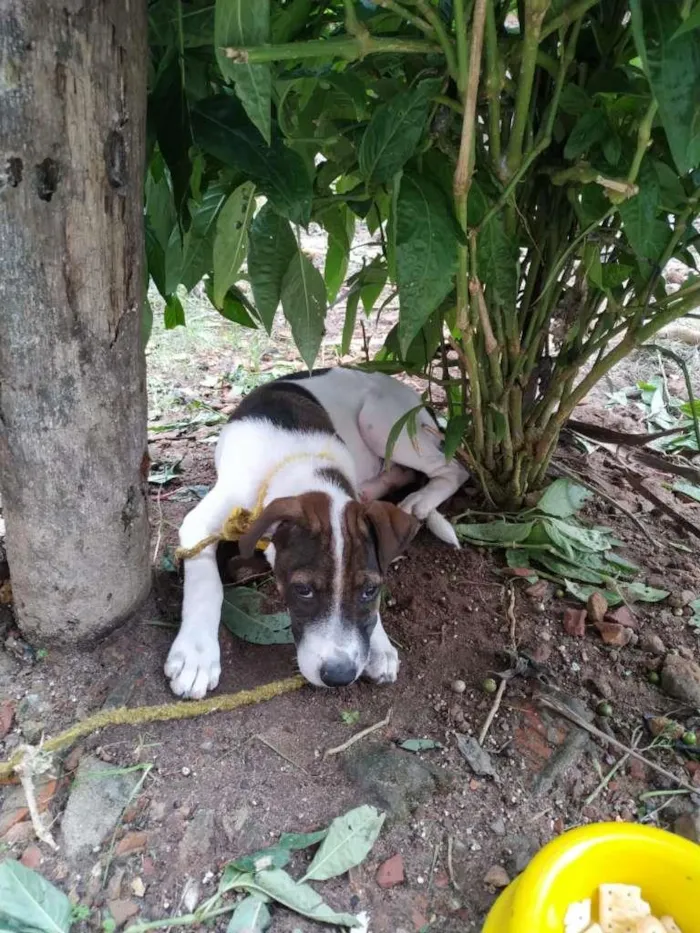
[165,633,221,699]
[363,639,400,684]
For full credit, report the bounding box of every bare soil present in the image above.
[1,234,700,932]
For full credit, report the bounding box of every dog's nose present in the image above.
[320,658,357,687]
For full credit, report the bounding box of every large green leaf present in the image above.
[227,895,271,933]
[221,587,293,644]
[537,478,591,518]
[631,0,700,174]
[301,805,385,883]
[0,860,72,933]
[212,181,257,308]
[181,183,228,290]
[564,109,608,160]
[192,96,312,224]
[164,294,186,329]
[238,869,360,928]
[395,174,458,354]
[317,203,355,303]
[619,161,668,261]
[281,252,327,370]
[215,0,271,144]
[248,205,298,332]
[359,79,440,185]
[477,214,519,310]
[454,520,535,545]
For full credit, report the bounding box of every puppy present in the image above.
[165,368,468,697]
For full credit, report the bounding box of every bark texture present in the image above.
[0,0,151,642]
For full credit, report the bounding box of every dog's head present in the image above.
[238,493,418,687]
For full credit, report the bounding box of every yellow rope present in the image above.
[175,451,337,561]
[0,676,306,782]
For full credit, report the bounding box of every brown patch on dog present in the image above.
[362,501,420,573]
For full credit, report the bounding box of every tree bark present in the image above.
[0,0,151,643]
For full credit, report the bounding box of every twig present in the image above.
[478,588,516,746]
[625,471,700,540]
[537,695,697,794]
[447,834,461,891]
[102,763,153,887]
[14,746,58,850]
[254,733,310,775]
[551,461,655,547]
[583,727,642,807]
[0,676,307,781]
[323,708,392,758]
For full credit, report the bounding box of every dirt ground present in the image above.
[1,228,700,933]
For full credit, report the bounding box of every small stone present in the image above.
[179,809,215,866]
[181,766,191,776]
[587,592,608,625]
[20,845,42,870]
[0,700,14,739]
[661,654,700,706]
[456,734,497,780]
[106,867,125,901]
[640,633,665,656]
[107,899,139,929]
[673,607,684,617]
[529,643,552,664]
[595,621,633,647]
[131,877,146,898]
[673,811,700,844]
[376,854,405,888]
[490,817,506,836]
[2,821,35,846]
[680,590,696,607]
[484,865,510,888]
[149,800,166,822]
[451,679,466,694]
[115,831,148,857]
[525,581,550,601]
[605,606,638,630]
[563,608,586,638]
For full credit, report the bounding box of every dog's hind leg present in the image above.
[165,483,239,698]
[358,392,467,547]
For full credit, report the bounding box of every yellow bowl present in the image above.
[483,822,700,932]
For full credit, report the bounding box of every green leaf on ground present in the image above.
[340,710,360,725]
[625,582,669,603]
[215,0,272,143]
[221,587,293,644]
[673,480,700,503]
[231,847,292,874]
[278,829,328,851]
[454,521,535,545]
[301,805,386,883]
[399,739,443,752]
[227,895,271,933]
[0,860,73,933]
[537,478,591,518]
[240,869,360,927]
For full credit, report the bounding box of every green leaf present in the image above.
[181,183,228,290]
[619,165,668,261]
[301,805,385,883]
[625,582,669,603]
[384,405,424,464]
[535,553,606,584]
[213,181,257,308]
[673,480,700,503]
[193,96,312,224]
[164,294,186,329]
[238,869,360,928]
[477,214,518,310]
[443,415,469,461]
[278,829,328,851]
[537,478,591,518]
[395,174,458,354]
[672,5,700,39]
[248,205,297,332]
[454,521,535,545]
[208,282,259,329]
[231,847,292,874]
[565,580,623,607]
[631,0,700,174]
[544,517,612,553]
[399,739,443,752]
[341,285,361,357]
[318,203,355,303]
[221,587,293,644]
[215,0,271,144]
[227,895,271,933]
[359,79,440,185]
[0,860,72,933]
[559,84,592,116]
[280,252,327,370]
[564,109,608,160]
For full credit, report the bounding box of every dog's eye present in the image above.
[292,582,314,599]
[360,583,380,602]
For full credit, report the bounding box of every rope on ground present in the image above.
[0,675,306,781]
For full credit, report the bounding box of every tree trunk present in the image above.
[0,0,151,643]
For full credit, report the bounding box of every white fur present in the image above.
[166,369,467,697]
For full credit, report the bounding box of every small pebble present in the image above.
[181,766,191,777]
[451,679,466,694]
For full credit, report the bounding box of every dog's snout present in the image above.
[319,657,358,687]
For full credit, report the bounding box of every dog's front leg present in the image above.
[363,615,400,684]
[165,484,236,698]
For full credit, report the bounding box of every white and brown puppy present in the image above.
[165,368,468,698]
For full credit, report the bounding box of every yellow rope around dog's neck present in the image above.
[175,450,337,562]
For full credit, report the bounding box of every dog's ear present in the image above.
[238,496,305,558]
[364,501,420,573]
